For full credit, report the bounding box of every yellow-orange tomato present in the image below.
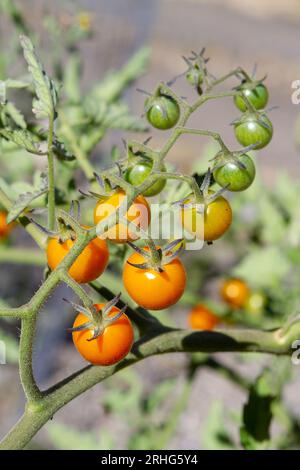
[221,278,250,308]
[188,304,219,331]
[72,304,134,366]
[0,211,14,238]
[94,190,151,243]
[123,249,186,310]
[181,194,232,242]
[47,236,109,284]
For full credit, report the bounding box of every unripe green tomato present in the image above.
[234,113,273,149]
[125,161,166,197]
[245,292,266,316]
[146,95,180,130]
[213,154,256,192]
[234,83,269,112]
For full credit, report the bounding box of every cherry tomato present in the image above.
[221,278,249,308]
[125,160,166,197]
[213,154,256,192]
[47,235,109,284]
[123,248,186,310]
[234,83,269,112]
[0,211,14,239]
[146,95,180,130]
[72,304,134,366]
[181,193,232,242]
[94,190,151,243]
[245,292,266,316]
[188,304,219,330]
[234,113,273,149]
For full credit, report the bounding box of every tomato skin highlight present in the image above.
[0,211,14,238]
[181,194,232,242]
[93,190,150,243]
[234,113,273,149]
[234,83,269,112]
[47,236,109,284]
[221,278,250,308]
[72,304,134,366]
[125,161,166,197]
[146,95,180,130]
[188,304,219,330]
[213,154,256,192]
[123,250,186,310]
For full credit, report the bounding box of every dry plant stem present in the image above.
[0,71,295,450]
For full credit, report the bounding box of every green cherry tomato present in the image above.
[146,95,180,130]
[125,160,166,197]
[234,113,273,149]
[213,154,256,192]
[234,83,269,112]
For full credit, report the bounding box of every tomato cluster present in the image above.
[44,63,272,367]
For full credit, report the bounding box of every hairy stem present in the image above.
[47,115,56,231]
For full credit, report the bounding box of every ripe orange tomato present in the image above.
[221,278,250,308]
[123,249,186,310]
[0,211,14,238]
[47,235,109,283]
[94,190,151,243]
[188,304,219,331]
[72,304,134,366]
[181,194,232,242]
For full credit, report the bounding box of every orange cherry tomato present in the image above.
[188,304,219,331]
[181,194,232,242]
[0,211,14,238]
[123,248,186,310]
[221,278,250,308]
[47,235,109,284]
[72,304,134,366]
[93,190,151,243]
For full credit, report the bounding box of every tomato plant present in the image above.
[0,31,295,453]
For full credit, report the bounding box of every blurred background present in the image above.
[1,0,300,450]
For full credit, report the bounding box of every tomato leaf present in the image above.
[7,172,48,223]
[240,358,291,449]
[20,35,58,120]
[52,139,76,161]
[0,128,43,154]
[5,102,26,129]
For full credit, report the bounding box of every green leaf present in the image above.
[47,422,114,450]
[86,47,149,104]
[240,359,291,449]
[233,246,290,289]
[64,54,81,103]
[52,139,75,161]
[202,401,236,450]
[5,101,26,128]
[7,172,48,222]
[0,128,42,154]
[20,35,58,119]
